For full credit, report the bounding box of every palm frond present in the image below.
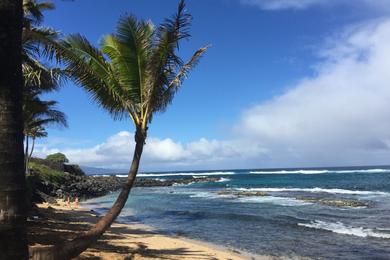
[23,92,68,137]
[167,45,210,90]
[23,56,64,91]
[143,0,199,121]
[27,125,48,138]
[23,0,54,26]
[58,34,129,120]
[106,15,154,115]
[23,26,60,60]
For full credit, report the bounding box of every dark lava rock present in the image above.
[33,174,222,203]
[134,177,220,187]
[295,196,370,208]
[217,191,268,197]
[64,164,86,176]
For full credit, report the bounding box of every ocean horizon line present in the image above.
[86,164,390,176]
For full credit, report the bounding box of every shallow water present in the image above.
[85,167,390,259]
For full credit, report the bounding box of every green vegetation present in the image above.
[28,161,65,183]
[45,152,69,164]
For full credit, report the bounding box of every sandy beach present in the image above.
[28,200,270,260]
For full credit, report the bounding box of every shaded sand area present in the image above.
[28,201,270,260]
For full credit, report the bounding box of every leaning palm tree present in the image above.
[30,1,208,258]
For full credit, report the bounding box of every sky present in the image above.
[35,0,390,171]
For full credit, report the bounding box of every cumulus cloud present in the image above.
[35,131,265,170]
[240,0,390,11]
[235,18,390,166]
[36,18,390,170]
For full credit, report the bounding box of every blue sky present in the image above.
[36,0,390,171]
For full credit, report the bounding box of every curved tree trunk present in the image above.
[0,0,29,259]
[30,127,147,259]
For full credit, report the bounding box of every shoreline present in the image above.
[28,200,271,259]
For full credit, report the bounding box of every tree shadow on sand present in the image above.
[28,207,221,260]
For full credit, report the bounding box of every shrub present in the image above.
[28,162,66,183]
[45,153,69,164]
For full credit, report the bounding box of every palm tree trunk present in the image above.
[0,0,29,259]
[30,128,147,259]
[28,137,35,166]
[25,136,29,174]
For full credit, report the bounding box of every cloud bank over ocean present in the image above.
[36,18,390,170]
[239,0,390,11]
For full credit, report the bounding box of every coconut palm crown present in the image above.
[59,0,208,138]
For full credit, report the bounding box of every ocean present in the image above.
[84,167,390,259]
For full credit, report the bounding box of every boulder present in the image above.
[64,164,86,176]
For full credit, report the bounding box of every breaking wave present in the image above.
[235,187,389,196]
[236,196,310,207]
[250,169,390,175]
[298,220,390,239]
[120,171,236,178]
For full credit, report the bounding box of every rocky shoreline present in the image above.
[216,190,370,208]
[31,173,221,203]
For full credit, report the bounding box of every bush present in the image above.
[46,153,69,164]
[28,162,66,183]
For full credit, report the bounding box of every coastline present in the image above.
[28,200,271,260]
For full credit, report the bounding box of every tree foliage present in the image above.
[22,0,68,162]
[45,153,69,163]
[57,0,209,132]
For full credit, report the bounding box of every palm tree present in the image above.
[27,126,48,166]
[21,0,68,173]
[0,0,29,259]
[30,1,209,258]
[23,94,68,173]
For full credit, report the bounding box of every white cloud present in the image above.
[36,18,390,170]
[240,0,390,11]
[35,131,265,170]
[235,18,390,166]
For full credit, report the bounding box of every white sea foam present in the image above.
[250,170,329,174]
[92,174,111,177]
[189,191,220,199]
[187,190,309,206]
[132,171,235,177]
[173,182,195,187]
[336,169,390,174]
[237,196,310,206]
[298,220,390,239]
[216,177,231,182]
[235,187,389,196]
[250,169,390,175]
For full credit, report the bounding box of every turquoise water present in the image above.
[85,167,390,259]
